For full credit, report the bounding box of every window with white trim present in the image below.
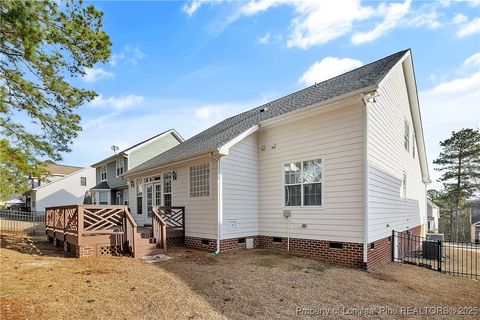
[284,159,322,207]
[163,171,172,206]
[100,165,107,181]
[80,177,87,186]
[116,158,124,177]
[190,163,210,197]
[404,120,410,152]
[401,173,407,199]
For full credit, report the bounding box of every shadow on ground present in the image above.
[0,232,66,257]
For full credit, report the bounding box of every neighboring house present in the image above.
[29,162,83,189]
[427,200,440,233]
[124,49,430,269]
[465,200,480,224]
[90,129,183,209]
[471,221,480,243]
[25,167,96,212]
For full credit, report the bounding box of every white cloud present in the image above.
[456,16,480,37]
[82,67,114,83]
[299,57,363,86]
[125,46,145,65]
[195,105,224,120]
[258,32,271,44]
[90,94,144,110]
[109,52,125,66]
[351,0,412,45]
[183,0,218,16]
[420,62,480,189]
[453,13,468,24]
[464,52,480,67]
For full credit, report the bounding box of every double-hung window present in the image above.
[100,165,107,181]
[190,163,210,197]
[80,177,87,186]
[284,159,323,207]
[163,171,172,206]
[116,158,124,177]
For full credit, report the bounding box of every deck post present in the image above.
[77,205,84,246]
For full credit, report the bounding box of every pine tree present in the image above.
[433,128,480,241]
[0,0,111,199]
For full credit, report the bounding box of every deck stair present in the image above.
[45,205,185,259]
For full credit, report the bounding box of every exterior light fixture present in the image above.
[172,171,177,180]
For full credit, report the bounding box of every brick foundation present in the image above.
[258,236,365,268]
[186,235,364,268]
[367,225,423,269]
[186,225,423,270]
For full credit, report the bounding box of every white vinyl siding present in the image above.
[30,167,96,212]
[367,61,426,243]
[222,134,259,239]
[257,101,365,243]
[128,157,218,238]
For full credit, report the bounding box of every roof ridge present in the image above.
[124,49,409,176]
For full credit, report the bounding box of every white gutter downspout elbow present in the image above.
[210,152,224,255]
[362,93,371,265]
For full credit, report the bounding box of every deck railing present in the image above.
[45,205,137,255]
[151,207,167,253]
[155,206,185,231]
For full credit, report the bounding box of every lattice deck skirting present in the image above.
[97,244,123,256]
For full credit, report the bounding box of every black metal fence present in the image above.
[0,210,45,235]
[392,230,479,280]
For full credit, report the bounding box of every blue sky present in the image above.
[62,0,479,188]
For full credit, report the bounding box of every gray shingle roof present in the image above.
[125,49,408,176]
[90,181,110,190]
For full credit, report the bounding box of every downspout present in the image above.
[210,153,223,255]
[362,94,371,265]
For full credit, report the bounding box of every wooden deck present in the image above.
[45,205,185,258]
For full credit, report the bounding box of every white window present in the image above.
[80,177,87,186]
[163,171,172,206]
[190,163,210,197]
[116,158,124,177]
[100,165,107,181]
[284,159,323,207]
[401,173,407,199]
[404,120,410,152]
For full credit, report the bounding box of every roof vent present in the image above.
[259,107,268,113]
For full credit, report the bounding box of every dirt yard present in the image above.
[1,232,479,320]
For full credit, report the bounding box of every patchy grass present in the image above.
[1,232,479,319]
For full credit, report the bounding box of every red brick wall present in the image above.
[185,236,260,252]
[186,235,365,269]
[367,225,423,269]
[257,236,365,269]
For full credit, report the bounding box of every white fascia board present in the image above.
[378,50,431,184]
[218,125,259,156]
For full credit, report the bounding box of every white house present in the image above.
[27,167,96,212]
[427,200,440,233]
[123,49,430,269]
